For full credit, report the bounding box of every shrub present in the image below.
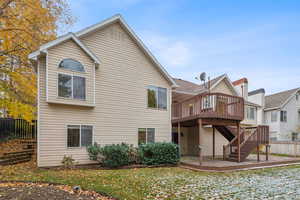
[87,143,101,161]
[61,155,76,168]
[138,142,180,165]
[87,143,136,168]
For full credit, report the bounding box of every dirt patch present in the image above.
[0,182,114,200]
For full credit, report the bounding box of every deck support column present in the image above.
[237,122,241,163]
[265,144,270,161]
[178,122,181,156]
[198,119,203,165]
[257,127,260,162]
[212,126,215,159]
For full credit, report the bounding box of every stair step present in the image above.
[0,154,32,162]
[3,150,34,156]
[0,158,31,165]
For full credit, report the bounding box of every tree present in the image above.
[0,0,74,121]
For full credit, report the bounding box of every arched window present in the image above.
[58,58,85,72]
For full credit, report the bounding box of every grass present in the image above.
[1,162,300,199]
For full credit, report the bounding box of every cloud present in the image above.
[141,31,192,68]
[139,23,300,94]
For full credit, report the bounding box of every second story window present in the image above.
[58,73,86,100]
[59,58,85,72]
[246,106,256,120]
[147,86,167,110]
[280,110,287,122]
[271,111,277,122]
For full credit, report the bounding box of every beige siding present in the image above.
[211,80,235,95]
[38,22,172,167]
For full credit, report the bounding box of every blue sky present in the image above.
[66,0,300,95]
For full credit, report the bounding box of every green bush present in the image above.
[87,143,135,168]
[87,143,101,161]
[138,142,180,165]
[87,142,179,168]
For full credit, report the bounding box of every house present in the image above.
[249,88,300,141]
[29,14,269,167]
[171,75,269,162]
[29,14,177,167]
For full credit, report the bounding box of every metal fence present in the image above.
[0,118,37,140]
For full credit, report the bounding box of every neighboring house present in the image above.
[249,88,300,141]
[29,15,177,167]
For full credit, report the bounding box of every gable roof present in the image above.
[265,88,300,110]
[29,14,177,87]
[29,33,100,66]
[173,74,238,96]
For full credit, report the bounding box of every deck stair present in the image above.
[0,140,36,165]
[217,125,269,162]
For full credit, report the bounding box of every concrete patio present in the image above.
[181,154,300,171]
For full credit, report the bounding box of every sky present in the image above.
[66,0,300,95]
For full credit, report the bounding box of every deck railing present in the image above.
[172,92,244,122]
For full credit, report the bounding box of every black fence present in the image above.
[0,118,37,140]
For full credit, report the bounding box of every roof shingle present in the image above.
[173,74,226,94]
[265,88,299,109]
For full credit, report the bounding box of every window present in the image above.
[147,86,167,110]
[271,111,277,122]
[202,95,214,109]
[280,110,287,122]
[138,128,155,145]
[67,125,93,148]
[189,104,194,115]
[246,107,256,120]
[59,59,85,72]
[58,73,86,100]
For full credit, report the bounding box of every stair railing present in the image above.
[223,127,246,160]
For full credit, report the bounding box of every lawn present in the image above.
[1,162,300,199]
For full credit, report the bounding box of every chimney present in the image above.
[232,78,248,100]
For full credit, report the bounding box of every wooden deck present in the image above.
[172,92,244,124]
[181,155,300,171]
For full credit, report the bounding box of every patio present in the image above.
[181,154,300,171]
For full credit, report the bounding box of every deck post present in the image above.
[212,126,215,159]
[237,122,241,162]
[257,128,260,162]
[265,145,269,161]
[178,122,181,156]
[198,119,202,165]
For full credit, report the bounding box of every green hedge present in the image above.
[87,143,138,168]
[87,142,179,168]
[139,142,180,165]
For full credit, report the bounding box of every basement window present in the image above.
[138,128,155,145]
[67,125,93,148]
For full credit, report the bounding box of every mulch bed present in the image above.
[0,182,114,200]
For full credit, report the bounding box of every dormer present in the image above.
[29,33,100,107]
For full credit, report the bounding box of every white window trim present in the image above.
[57,72,87,101]
[271,111,277,122]
[246,106,256,120]
[138,128,155,144]
[146,85,168,111]
[66,124,94,149]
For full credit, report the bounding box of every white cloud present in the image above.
[141,31,192,68]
